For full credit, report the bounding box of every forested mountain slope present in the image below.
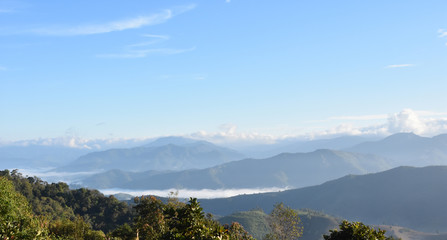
[200,166,447,233]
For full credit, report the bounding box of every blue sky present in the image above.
[1,0,447,143]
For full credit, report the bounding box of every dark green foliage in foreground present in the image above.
[133,195,254,240]
[0,169,133,234]
[323,221,398,240]
[0,169,255,239]
[0,176,48,239]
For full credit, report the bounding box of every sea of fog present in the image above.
[99,187,290,200]
[15,168,102,184]
[14,168,290,199]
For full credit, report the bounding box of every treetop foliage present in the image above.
[323,220,399,240]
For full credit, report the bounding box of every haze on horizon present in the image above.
[1,0,447,144]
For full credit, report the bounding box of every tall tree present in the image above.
[264,203,303,240]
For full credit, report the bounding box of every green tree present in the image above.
[134,196,227,240]
[162,197,225,240]
[48,216,106,240]
[264,203,303,240]
[323,220,399,240]
[134,196,166,240]
[0,176,48,239]
[225,222,255,240]
[109,223,136,240]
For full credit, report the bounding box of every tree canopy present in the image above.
[264,203,303,240]
[323,220,398,240]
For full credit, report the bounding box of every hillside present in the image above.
[199,166,447,233]
[218,209,340,240]
[80,149,389,189]
[57,137,244,172]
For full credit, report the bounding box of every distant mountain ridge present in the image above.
[57,137,245,172]
[346,133,447,166]
[199,165,447,233]
[0,145,92,169]
[80,149,390,189]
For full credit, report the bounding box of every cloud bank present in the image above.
[99,187,289,199]
[315,109,447,138]
[3,109,447,149]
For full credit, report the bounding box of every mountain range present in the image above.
[80,149,389,189]
[346,133,447,167]
[56,137,245,172]
[199,165,447,233]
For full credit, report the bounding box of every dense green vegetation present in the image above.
[0,169,431,240]
[0,176,47,239]
[0,169,133,233]
[0,170,256,239]
[323,221,398,240]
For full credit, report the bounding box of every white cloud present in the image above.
[3,109,447,150]
[385,64,414,69]
[438,29,447,38]
[3,136,155,150]
[189,126,278,148]
[329,114,387,121]
[32,5,195,36]
[127,34,170,47]
[387,109,426,134]
[141,34,170,39]
[99,187,289,199]
[316,109,447,138]
[98,31,193,59]
[97,47,196,58]
[387,109,447,135]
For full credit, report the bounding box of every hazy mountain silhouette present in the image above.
[57,137,244,172]
[81,149,389,189]
[0,145,91,169]
[346,133,447,166]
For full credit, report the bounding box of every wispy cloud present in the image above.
[385,64,414,69]
[0,66,7,71]
[97,47,196,58]
[98,31,194,58]
[329,114,387,121]
[32,4,196,36]
[127,34,170,48]
[438,29,447,38]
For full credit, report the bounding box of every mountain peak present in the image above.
[144,136,198,148]
[383,132,421,142]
